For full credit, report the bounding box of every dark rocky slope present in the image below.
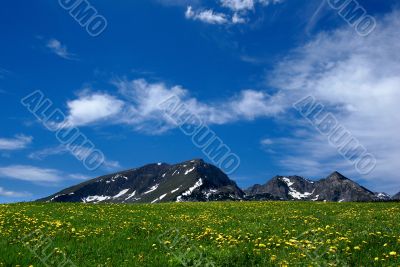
[39,159,244,204]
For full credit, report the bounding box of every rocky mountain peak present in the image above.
[326,171,348,181]
[39,159,243,204]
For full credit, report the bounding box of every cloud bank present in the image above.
[61,78,284,134]
[0,165,93,184]
[0,165,63,183]
[265,10,400,191]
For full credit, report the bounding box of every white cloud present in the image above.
[232,13,246,24]
[221,0,283,11]
[65,93,124,127]
[110,78,284,133]
[46,39,76,60]
[185,6,229,24]
[0,165,63,183]
[220,0,255,11]
[61,78,284,134]
[29,145,68,160]
[0,187,30,198]
[0,135,33,151]
[184,0,284,25]
[267,10,400,193]
[228,90,284,121]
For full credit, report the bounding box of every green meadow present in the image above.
[1,202,399,266]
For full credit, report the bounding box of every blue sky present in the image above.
[0,0,399,202]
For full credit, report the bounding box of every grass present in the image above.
[0,201,399,266]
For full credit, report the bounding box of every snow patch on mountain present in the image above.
[125,191,137,200]
[171,186,181,194]
[204,189,218,199]
[184,167,196,175]
[113,189,129,199]
[49,194,65,202]
[105,174,128,184]
[82,195,111,203]
[312,195,320,201]
[143,184,159,194]
[281,177,294,187]
[281,177,314,200]
[289,189,314,200]
[375,192,391,200]
[151,193,167,203]
[176,179,203,202]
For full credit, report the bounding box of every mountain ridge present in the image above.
[38,159,244,204]
[38,160,398,203]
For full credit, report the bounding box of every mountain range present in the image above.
[244,172,388,202]
[39,159,399,203]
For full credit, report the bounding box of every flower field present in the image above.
[0,202,399,266]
